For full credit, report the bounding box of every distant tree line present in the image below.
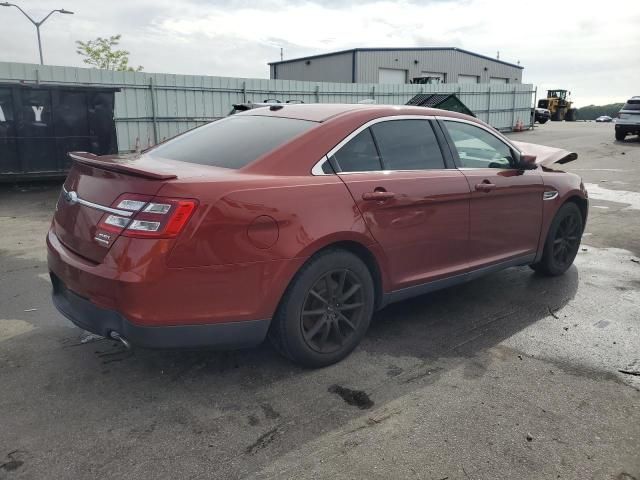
[576,103,624,120]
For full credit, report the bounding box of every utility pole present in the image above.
[0,3,74,65]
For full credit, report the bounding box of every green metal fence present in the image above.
[0,62,535,153]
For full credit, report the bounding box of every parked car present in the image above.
[48,104,588,367]
[615,97,640,140]
[534,107,551,124]
[595,115,613,123]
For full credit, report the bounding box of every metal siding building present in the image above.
[270,48,523,84]
[271,51,354,83]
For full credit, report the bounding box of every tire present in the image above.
[565,109,577,121]
[530,202,583,276]
[538,118,548,124]
[551,110,562,121]
[269,249,375,368]
[615,130,626,141]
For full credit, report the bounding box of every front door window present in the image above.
[443,121,516,169]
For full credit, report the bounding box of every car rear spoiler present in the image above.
[68,152,178,180]
[511,141,578,167]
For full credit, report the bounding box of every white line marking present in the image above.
[585,183,640,211]
[0,319,35,342]
[571,168,629,172]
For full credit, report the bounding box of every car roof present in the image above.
[237,103,466,122]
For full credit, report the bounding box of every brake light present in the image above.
[163,201,198,236]
[96,194,197,239]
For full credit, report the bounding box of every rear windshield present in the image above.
[622,100,640,111]
[150,115,316,168]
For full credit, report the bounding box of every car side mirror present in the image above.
[519,154,537,169]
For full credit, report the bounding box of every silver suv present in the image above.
[615,96,640,141]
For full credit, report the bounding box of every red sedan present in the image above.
[48,104,588,367]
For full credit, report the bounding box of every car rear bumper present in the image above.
[46,228,305,348]
[51,272,270,348]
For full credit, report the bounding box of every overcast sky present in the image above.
[1,0,638,107]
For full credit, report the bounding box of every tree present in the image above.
[576,103,624,120]
[76,35,143,71]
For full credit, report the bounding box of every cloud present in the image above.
[1,0,638,106]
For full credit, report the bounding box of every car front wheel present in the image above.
[269,249,375,368]
[530,202,583,276]
[615,130,626,141]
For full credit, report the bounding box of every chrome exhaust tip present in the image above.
[109,331,132,350]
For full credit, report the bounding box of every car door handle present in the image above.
[475,181,496,192]
[362,191,395,201]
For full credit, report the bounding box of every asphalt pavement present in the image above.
[0,121,638,480]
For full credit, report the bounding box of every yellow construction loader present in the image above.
[537,90,577,121]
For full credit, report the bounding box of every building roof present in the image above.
[268,47,524,70]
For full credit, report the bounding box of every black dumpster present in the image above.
[0,83,119,180]
[406,93,475,117]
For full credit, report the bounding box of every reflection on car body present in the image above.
[48,104,588,367]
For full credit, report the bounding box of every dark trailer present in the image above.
[0,83,119,180]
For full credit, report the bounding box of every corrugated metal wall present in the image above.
[271,51,354,83]
[0,62,535,153]
[355,50,522,84]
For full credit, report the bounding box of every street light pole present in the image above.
[36,23,43,65]
[0,3,74,65]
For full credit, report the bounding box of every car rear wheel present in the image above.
[530,202,583,276]
[615,130,626,141]
[269,249,375,368]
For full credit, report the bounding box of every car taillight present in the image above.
[96,194,197,239]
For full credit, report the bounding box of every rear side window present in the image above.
[330,129,382,172]
[370,120,445,170]
[622,100,640,111]
[150,115,316,169]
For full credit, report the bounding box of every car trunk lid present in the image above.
[53,152,187,263]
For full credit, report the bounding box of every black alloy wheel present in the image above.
[552,212,581,269]
[269,249,375,368]
[530,202,583,276]
[301,269,365,354]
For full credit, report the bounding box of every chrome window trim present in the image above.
[311,156,330,175]
[61,185,134,217]
[435,115,522,155]
[336,168,452,175]
[311,115,438,176]
[457,168,513,172]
